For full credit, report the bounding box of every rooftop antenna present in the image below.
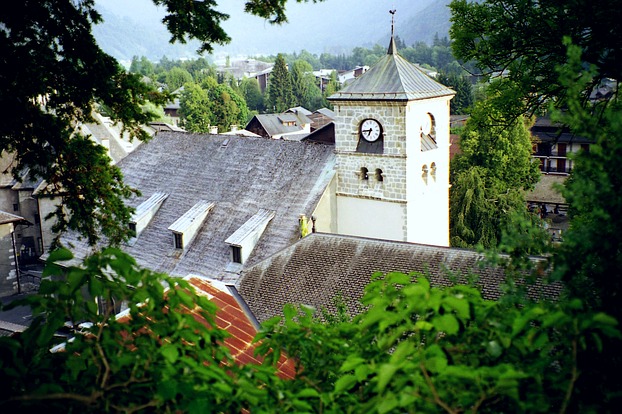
[390,9,396,37]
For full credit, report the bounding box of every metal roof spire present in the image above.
[388,9,397,55]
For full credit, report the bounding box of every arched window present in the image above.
[360,167,369,180]
[430,162,437,181]
[422,164,429,184]
[375,168,384,182]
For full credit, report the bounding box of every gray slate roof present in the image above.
[238,233,560,323]
[59,132,335,281]
[329,37,455,102]
[0,211,25,225]
[251,113,310,137]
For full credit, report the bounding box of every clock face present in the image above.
[360,119,382,142]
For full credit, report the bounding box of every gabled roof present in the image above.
[329,37,455,102]
[287,106,313,116]
[58,133,336,282]
[249,113,310,138]
[238,233,560,323]
[0,211,26,225]
[314,108,336,119]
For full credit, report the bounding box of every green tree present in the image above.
[209,82,249,132]
[180,78,249,133]
[547,42,622,409]
[165,67,193,92]
[436,71,474,114]
[240,77,265,112]
[450,92,541,248]
[266,54,296,112]
[179,82,212,133]
[320,70,341,110]
[129,56,155,77]
[449,0,622,120]
[291,59,322,110]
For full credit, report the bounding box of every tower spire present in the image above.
[388,9,397,55]
[390,9,396,37]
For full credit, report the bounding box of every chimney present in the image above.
[230,124,239,132]
[210,125,218,134]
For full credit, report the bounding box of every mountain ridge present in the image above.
[93,0,452,65]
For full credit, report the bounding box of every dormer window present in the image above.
[130,192,169,241]
[225,209,275,265]
[168,200,215,251]
[173,232,183,249]
[231,246,242,263]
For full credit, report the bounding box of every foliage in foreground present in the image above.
[0,249,288,413]
[1,250,619,413]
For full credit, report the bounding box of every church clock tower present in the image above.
[328,33,455,246]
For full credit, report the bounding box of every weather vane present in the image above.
[390,9,396,37]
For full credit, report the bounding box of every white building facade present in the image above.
[326,37,455,246]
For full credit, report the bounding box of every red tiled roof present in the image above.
[112,276,297,380]
[184,276,297,380]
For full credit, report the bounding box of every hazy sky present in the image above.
[96,0,433,57]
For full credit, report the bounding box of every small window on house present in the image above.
[231,246,242,264]
[375,168,384,182]
[13,203,19,211]
[34,214,40,224]
[173,232,183,249]
[360,167,369,180]
[129,222,137,237]
[430,163,437,181]
[422,165,429,184]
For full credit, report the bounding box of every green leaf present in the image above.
[161,345,179,363]
[443,295,471,320]
[341,356,366,372]
[592,312,619,326]
[355,364,371,381]
[433,314,460,335]
[377,394,399,414]
[486,340,503,358]
[158,379,178,400]
[334,374,358,393]
[46,248,74,263]
[376,363,399,393]
[414,320,434,331]
[385,272,411,285]
[542,311,567,328]
[297,388,320,398]
[390,340,413,364]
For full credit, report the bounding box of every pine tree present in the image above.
[265,54,295,113]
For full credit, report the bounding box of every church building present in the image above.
[317,36,455,246]
[42,34,456,285]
